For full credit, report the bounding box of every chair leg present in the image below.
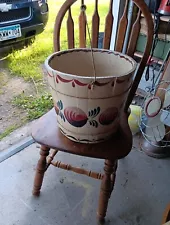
[110,160,118,198]
[162,204,170,224]
[97,160,117,222]
[32,145,50,196]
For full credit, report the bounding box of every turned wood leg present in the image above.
[110,160,118,198]
[32,145,50,196]
[97,160,117,222]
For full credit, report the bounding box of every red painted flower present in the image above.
[64,107,88,127]
[99,107,118,125]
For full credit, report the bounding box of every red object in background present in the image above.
[147,56,154,65]
[158,0,170,15]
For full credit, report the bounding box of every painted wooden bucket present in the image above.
[45,48,137,143]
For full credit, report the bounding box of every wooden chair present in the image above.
[32,0,154,222]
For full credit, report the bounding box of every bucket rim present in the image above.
[45,48,137,80]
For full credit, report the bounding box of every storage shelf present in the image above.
[141,13,170,22]
[134,51,163,65]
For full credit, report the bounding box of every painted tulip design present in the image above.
[99,107,118,125]
[64,107,88,127]
[56,100,118,128]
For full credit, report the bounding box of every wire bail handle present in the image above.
[80,0,86,11]
[80,0,97,89]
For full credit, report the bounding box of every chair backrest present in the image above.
[53,0,154,112]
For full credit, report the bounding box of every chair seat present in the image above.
[32,108,132,160]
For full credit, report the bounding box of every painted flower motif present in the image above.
[64,107,88,127]
[57,100,63,110]
[88,107,100,128]
[55,100,118,128]
[99,107,118,125]
[55,100,65,121]
[88,107,100,118]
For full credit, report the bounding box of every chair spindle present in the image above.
[103,0,114,49]
[115,0,129,52]
[79,0,87,47]
[67,7,75,49]
[126,10,141,57]
[91,0,100,48]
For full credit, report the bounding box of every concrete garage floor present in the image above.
[0,143,170,225]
